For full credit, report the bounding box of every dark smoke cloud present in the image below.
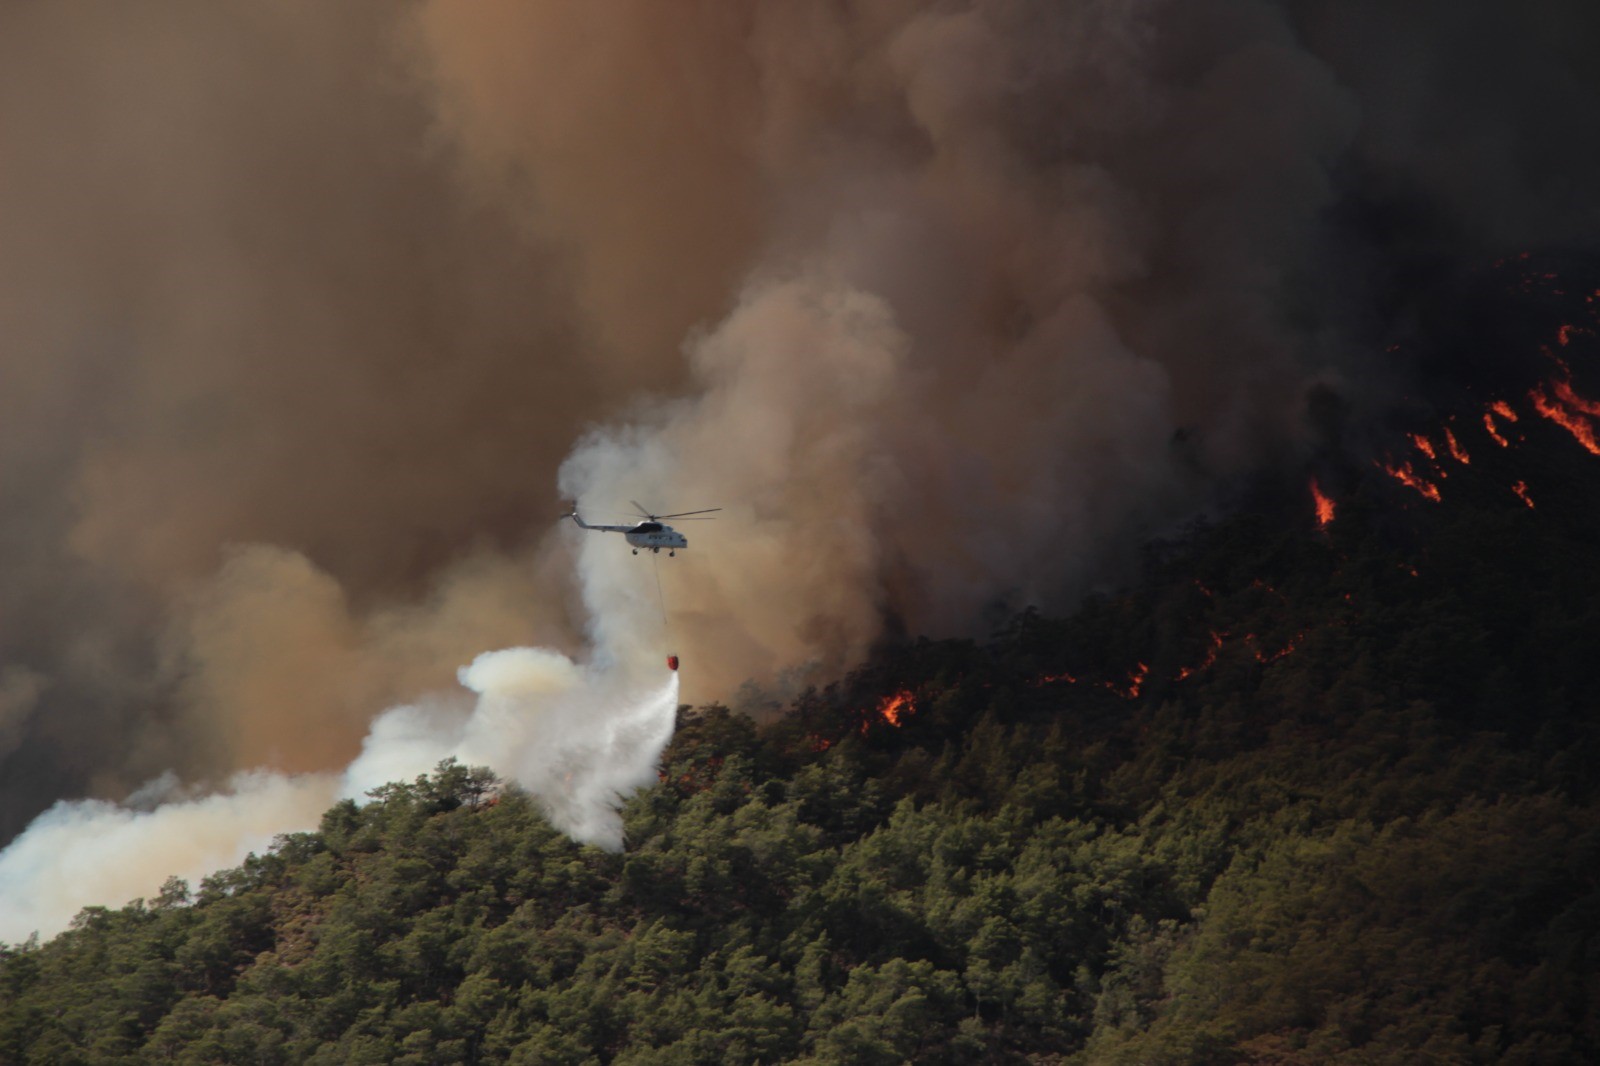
[1,0,1596,843]
[1289,0,1600,253]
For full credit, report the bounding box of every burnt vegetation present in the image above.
[6,260,1600,1063]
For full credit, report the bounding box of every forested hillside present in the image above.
[4,390,1600,1066]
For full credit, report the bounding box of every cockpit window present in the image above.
[635,522,663,533]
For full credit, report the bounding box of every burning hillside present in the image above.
[1304,254,1600,529]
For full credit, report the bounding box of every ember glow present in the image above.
[1443,427,1471,464]
[1409,433,1438,462]
[1251,579,1289,602]
[1310,479,1336,529]
[1108,663,1149,700]
[1175,631,1225,682]
[1511,480,1536,509]
[1252,633,1304,664]
[1380,459,1443,502]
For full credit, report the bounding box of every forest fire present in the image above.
[1482,399,1521,448]
[1167,627,1306,681]
[1379,459,1442,502]
[1529,384,1600,455]
[877,691,916,728]
[854,690,917,736]
[1175,631,1225,681]
[1552,377,1600,417]
[1483,410,1512,448]
[1251,632,1304,664]
[1107,663,1149,700]
[1367,363,1600,518]
[1310,479,1336,528]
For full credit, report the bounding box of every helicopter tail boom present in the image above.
[564,509,637,534]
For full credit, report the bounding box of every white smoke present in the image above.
[0,659,678,944]
[0,541,682,943]
[0,771,340,943]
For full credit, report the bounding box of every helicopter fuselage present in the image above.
[623,522,688,552]
[567,512,690,553]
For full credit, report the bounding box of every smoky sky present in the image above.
[2,0,1598,841]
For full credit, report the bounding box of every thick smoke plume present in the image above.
[3,0,1600,923]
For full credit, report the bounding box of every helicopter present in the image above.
[565,501,721,556]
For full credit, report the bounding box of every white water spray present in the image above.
[346,649,680,849]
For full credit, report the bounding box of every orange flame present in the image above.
[1552,377,1600,417]
[877,691,915,727]
[1511,480,1535,509]
[1482,410,1511,448]
[1529,385,1600,456]
[1443,427,1471,464]
[1379,459,1442,502]
[1491,400,1520,422]
[1310,479,1336,529]
[1409,433,1437,461]
[1034,671,1078,686]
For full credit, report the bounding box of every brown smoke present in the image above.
[3,0,1599,837]
[427,0,1363,692]
[0,2,602,833]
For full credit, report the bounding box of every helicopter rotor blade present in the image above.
[654,508,722,520]
[628,499,655,519]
